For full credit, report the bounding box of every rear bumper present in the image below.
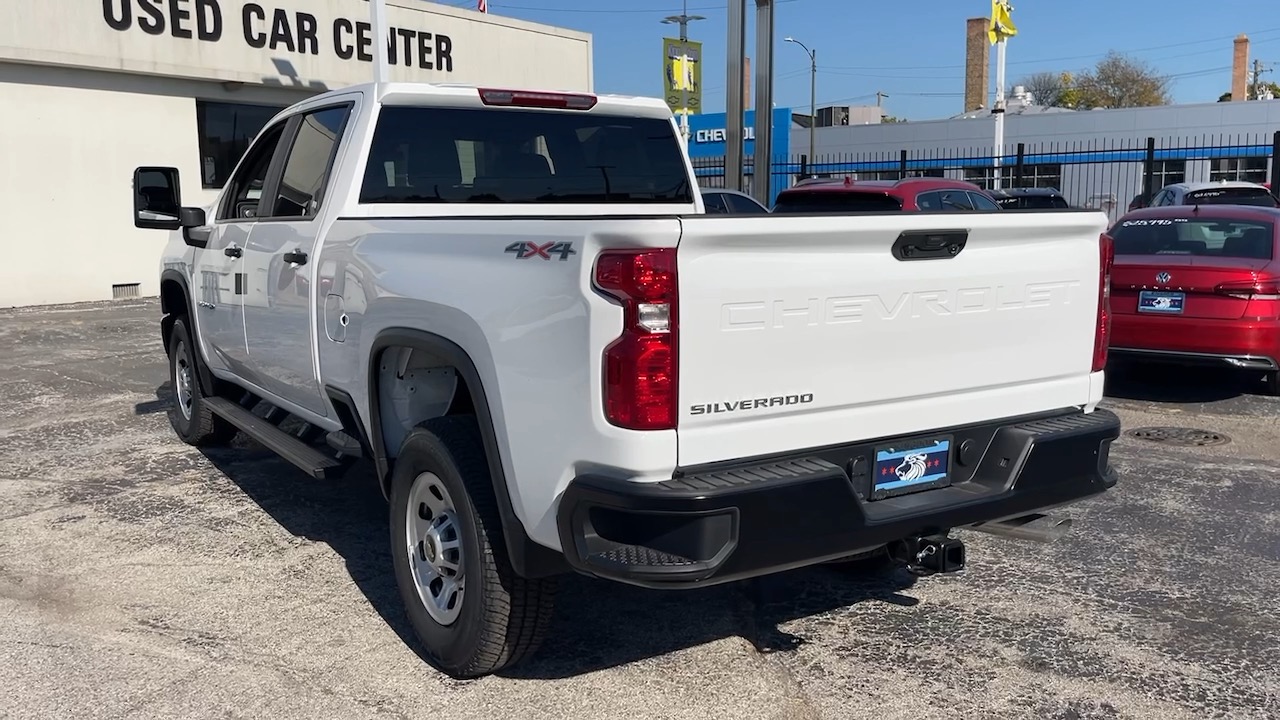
[556,408,1121,589]
[1110,314,1280,371]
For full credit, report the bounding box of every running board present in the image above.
[205,397,345,480]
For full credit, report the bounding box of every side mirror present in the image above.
[133,166,183,230]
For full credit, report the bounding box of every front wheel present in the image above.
[389,416,557,678]
[166,316,235,446]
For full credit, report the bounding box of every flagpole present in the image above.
[993,37,1006,190]
[371,0,390,85]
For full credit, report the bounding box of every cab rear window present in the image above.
[359,107,693,204]
[772,191,904,213]
[1111,218,1275,259]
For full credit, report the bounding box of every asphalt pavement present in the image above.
[1,298,1277,720]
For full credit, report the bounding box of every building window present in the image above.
[1209,157,1268,183]
[963,167,992,189]
[196,100,287,189]
[1151,160,1186,191]
[1023,163,1062,190]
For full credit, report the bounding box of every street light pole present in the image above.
[662,2,706,145]
[785,37,816,171]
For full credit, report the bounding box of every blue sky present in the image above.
[460,0,1280,121]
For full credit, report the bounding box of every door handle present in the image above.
[224,245,243,258]
[283,249,308,266]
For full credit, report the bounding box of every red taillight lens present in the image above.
[1093,232,1114,373]
[478,88,598,110]
[594,249,678,430]
[1214,279,1280,299]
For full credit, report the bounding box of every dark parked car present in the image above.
[699,188,770,214]
[988,187,1071,210]
[772,177,1001,213]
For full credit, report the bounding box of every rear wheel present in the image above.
[167,316,236,446]
[389,416,557,678]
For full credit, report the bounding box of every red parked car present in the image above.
[772,177,1002,213]
[1107,205,1280,393]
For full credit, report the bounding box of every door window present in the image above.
[270,106,352,219]
[218,123,287,221]
[725,193,769,214]
[968,191,1001,211]
[701,192,728,213]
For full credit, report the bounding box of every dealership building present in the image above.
[0,0,593,307]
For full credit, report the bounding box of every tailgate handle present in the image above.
[892,230,968,261]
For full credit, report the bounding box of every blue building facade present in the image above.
[687,107,793,205]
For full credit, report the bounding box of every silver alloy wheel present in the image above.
[406,471,465,625]
[173,340,194,421]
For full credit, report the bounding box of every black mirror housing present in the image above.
[179,206,206,228]
[133,166,183,230]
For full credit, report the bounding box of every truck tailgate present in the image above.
[674,211,1110,467]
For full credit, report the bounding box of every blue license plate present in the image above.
[872,437,952,500]
[1138,290,1185,314]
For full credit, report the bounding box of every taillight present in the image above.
[594,249,678,430]
[1093,232,1114,373]
[1214,279,1280,299]
[478,88,598,110]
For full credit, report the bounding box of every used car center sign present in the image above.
[0,0,592,91]
[100,0,455,71]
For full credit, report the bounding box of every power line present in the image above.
[488,0,801,13]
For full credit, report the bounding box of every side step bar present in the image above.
[205,397,345,480]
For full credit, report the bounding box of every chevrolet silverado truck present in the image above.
[131,82,1121,678]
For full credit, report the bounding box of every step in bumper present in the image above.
[556,408,1121,589]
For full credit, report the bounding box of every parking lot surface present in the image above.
[2,299,1278,720]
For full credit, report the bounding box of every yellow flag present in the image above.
[989,0,1017,44]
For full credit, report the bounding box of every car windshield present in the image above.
[772,191,904,213]
[1111,217,1275,259]
[1184,187,1277,207]
[1006,194,1069,209]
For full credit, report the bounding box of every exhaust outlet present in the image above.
[966,513,1073,543]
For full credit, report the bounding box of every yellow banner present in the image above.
[663,37,702,115]
[989,0,1017,44]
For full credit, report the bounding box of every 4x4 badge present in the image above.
[505,241,576,261]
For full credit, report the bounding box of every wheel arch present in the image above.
[367,328,569,579]
[158,269,221,398]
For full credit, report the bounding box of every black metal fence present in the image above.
[693,131,1280,220]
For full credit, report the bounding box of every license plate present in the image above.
[1138,290,1185,314]
[872,436,952,500]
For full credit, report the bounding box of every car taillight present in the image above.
[1093,232,1114,373]
[478,88,598,110]
[594,248,678,430]
[1214,279,1280,299]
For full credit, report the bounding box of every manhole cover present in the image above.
[1125,427,1231,446]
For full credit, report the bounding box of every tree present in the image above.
[1072,52,1172,109]
[882,115,907,123]
[1218,81,1280,101]
[1022,52,1172,110]
[1017,71,1072,107]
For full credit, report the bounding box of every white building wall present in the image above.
[0,0,594,307]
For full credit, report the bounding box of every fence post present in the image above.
[799,154,809,182]
[899,149,908,179]
[1014,143,1025,187]
[1271,132,1280,192]
[1142,137,1156,204]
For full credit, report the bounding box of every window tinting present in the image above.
[196,101,287,189]
[701,191,728,213]
[725,193,769,214]
[219,123,285,221]
[1112,218,1274,259]
[272,107,351,219]
[968,192,1003,211]
[772,191,904,213]
[1184,187,1277,207]
[359,107,692,204]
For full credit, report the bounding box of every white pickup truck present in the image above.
[132,82,1121,678]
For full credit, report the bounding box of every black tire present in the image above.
[166,316,236,446]
[1264,371,1280,397]
[389,415,557,678]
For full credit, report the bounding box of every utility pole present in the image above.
[662,2,706,146]
[1251,59,1272,100]
[784,37,817,169]
[876,91,887,107]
